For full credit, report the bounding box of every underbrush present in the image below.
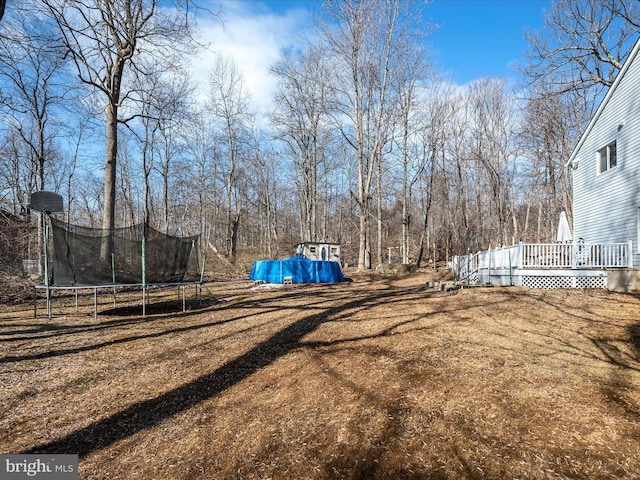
[0,272,36,306]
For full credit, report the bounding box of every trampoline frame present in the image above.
[34,214,210,319]
[33,281,212,319]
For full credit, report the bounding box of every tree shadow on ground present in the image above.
[23,287,405,457]
[590,320,640,423]
[630,323,640,361]
[23,284,488,461]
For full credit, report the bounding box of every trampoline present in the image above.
[35,216,207,318]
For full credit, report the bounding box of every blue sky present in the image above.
[426,0,549,83]
[254,0,551,83]
[199,0,550,112]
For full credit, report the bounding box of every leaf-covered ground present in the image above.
[1,273,639,479]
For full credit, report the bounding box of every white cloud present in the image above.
[192,1,312,116]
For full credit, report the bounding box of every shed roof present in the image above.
[298,241,340,246]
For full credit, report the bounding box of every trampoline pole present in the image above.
[200,225,211,285]
[141,236,146,287]
[44,220,51,319]
[200,251,207,284]
[185,240,195,280]
[111,252,116,307]
[142,235,146,318]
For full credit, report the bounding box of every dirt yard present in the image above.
[1,272,640,479]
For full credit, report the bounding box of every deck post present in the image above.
[509,249,512,286]
[487,246,493,285]
[517,242,523,269]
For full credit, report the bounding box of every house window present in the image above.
[598,141,617,173]
[637,207,640,254]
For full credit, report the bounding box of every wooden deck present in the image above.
[451,242,633,289]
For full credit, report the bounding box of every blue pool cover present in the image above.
[250,257,345,284]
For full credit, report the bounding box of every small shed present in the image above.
[296,242,341,262]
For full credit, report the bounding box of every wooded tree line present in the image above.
[1,0,638,271]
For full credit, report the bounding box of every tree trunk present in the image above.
[101,101,118,260]
[376,149,383,266]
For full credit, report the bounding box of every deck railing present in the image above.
[452,241,632,281]
[520,242,631,269]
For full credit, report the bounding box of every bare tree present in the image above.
[520,85,587,240]
[132,65,193,230]
[321,0,426,270]
[248,134,281,259]
[394,53,434,265]
[0,6,66,195]
[179,109,216,244]
[62,119,89,224]
[39,0,193,238]
[412,80,456,266]
[0,131,39,216]
[72,169,103,227]
[523,0,640,98]
[152,75,193,233]
[271,48,330,243]
[207,54,253,260]
[115,140,139,228]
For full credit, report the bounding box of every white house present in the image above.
[450,40,640,290]
[567,37,640,269]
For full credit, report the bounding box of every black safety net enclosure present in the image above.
[49,218,200,286]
